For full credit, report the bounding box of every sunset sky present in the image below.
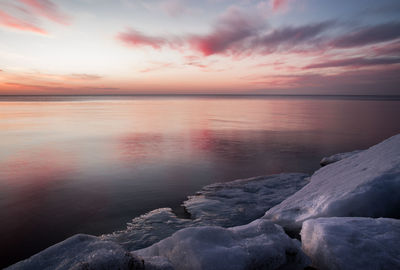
[0,0,399,95]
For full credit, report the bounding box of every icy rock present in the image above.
[135,219,310,270]
[264,134,400,231]
[184,173,309,227]
[6,234,145,270]
[320,150,362,166]
[301,217,400,270]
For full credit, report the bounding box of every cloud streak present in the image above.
[117,2,400,60]
[18,0,69,25]
[305,56,400,69]
[0,10,47,34]
[332,22,400,48]
[255,21,334,53]
[117,28,168,49]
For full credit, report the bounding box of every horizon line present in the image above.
[1,93,400,97]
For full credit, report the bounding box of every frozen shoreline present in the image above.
[7,134,400,270]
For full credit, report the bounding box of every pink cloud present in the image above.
[271,0,289,12]
[116,7,332,57]
[188,6,264,56]
[0,10,47,34]
[117,29,167,49]
[18,0,69,25]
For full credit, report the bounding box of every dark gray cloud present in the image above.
[305,56,400,69]
[332,22,400,48]
[255,21,334,52]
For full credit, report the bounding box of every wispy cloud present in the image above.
[304,56,400,69]
[331,21,400,48]
[246,66,400,94]
[255,21,334,54]
[0,10,47,34]
[0,0,69,34]
[304,57,400,69]
[188,6,265,56]
[18,0,69,24]
[64,73,103,80]
[117,28,168,49]
[188,7,264,56]
[116,5,338,57]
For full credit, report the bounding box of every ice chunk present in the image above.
[136,219,310,270]
[320,150,362,166]
[6,234,144,270]
[184,173,309,227]
[101,208,191,251]
[301,217,400,270]
[264,134,400,231]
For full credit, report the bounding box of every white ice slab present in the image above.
[301,217,400,270]
[136,219,310,270]
[184,173,309,227]
[264,134,400,231]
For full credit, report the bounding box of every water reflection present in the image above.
[0,96,399,268]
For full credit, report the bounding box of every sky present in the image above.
[0,0,399,95]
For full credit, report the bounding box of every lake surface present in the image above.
[1,95,400,267]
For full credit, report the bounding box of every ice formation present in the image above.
[102,173,308,251]
[264,134,400,231]
[6,234,145,270]
[301,217,400,270]
[136,219,310,270]
[319,149,362,166]
[101,208,191,251]
[183,173,309,227]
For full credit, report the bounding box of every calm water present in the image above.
[1,95,400,267]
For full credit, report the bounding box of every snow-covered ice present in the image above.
[136,219,310,270]
[320,149,362,166]
[301,217,400,270]
[264,134,400,231]
[184,173,309,227]
[102,173,308,251]
[6,234,145,270]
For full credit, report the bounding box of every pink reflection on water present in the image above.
[0,96,400,268]
[1,148,75,186]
